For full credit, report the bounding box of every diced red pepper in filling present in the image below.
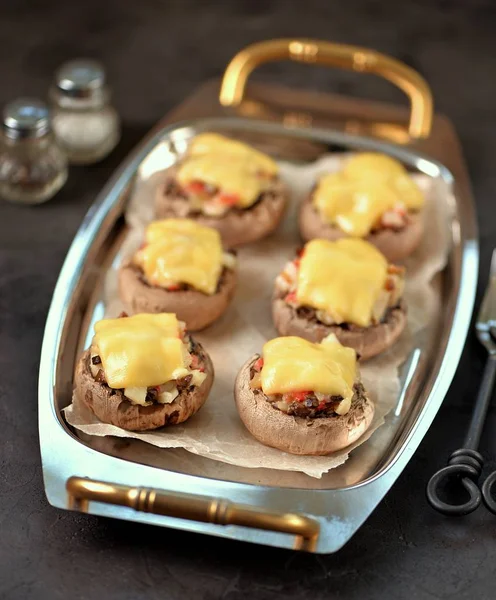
[296,247,305,258]
[384,277,395,291]
[254,357,264,371]
[190,354,201,370]
[218,192,240,206]
[167,283,181,291]
[293,258,301,268]
[283,391,309,403]
[317,401,327,411]
[186,180,208,195]
[388,264,404,275]
[285,291,297,304]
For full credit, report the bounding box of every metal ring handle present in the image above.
[426,464,482,516]
[219,39,433,139]
[482,471,496,514]
[66,476,320,552]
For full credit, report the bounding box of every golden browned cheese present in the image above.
[93,313,190,389]
[176,133,278,208]
[133,218,223,295]
[297,238,389,328]
[260,334,357,414]
[313,153,424,237]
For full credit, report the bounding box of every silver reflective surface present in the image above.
[38,117,478,553]
[55,59,106,95]
[3,98,50,139]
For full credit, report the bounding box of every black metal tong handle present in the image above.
[427,355,496,515]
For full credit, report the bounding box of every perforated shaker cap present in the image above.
[55,59,106,98]
[3,98,50,139]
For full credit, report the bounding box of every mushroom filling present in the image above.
[377,206,412,230]
[162,176,279,217]
[310,192,415,232]
[136,256,236,293]
[248,357,363,419]
[89,334,207,407]
[275,252,405,327]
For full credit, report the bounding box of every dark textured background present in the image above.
[1,1,496,598]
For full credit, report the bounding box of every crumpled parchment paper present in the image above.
[65,152,452,478]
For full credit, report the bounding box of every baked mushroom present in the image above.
[235,335,374,455]
[74,313,214,431]
[155,133,288,247]
[119,218,237,331]
[272,238,407,360]
[299,153,425,262]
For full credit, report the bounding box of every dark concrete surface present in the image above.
[1,1,496,598]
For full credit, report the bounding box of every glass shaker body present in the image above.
[0,99,68,205]
[50,60,120,165]
[51,92,120,165]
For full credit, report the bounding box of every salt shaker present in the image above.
[50,59,121,165]
[0,98,68,205]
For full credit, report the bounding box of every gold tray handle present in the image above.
[66,476,320,551]
[219,38,433,139]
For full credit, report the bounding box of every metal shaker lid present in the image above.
[54,59,106,97]
[3,98,50,139]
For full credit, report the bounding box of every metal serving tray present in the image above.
[38,115,477,553]
[39,40,478,553]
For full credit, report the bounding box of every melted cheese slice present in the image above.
[177,133,278,208]
[313,153,424,237]
[134,219,223,295]
[297,238,388,327]
[93,313,188,389]
[261,335,356,410]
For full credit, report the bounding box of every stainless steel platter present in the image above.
[38,117,478,553]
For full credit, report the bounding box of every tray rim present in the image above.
[38,116,479,553]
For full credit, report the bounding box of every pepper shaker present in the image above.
[50,59,121,165]
[0,98,68,205]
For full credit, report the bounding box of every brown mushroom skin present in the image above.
[155,166,288,248]
[235,356,374,455]
[118,263,237,331]
[75,347,214,431]
[298,194,423,263]
[272,291,407,361]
